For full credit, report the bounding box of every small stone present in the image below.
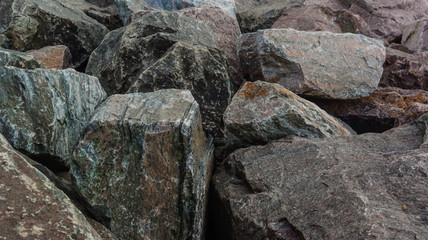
[27,45,72,69]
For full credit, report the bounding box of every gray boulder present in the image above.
[0,48,44,69]
[0,67,106,169]
[71,89,214,240]
[238,28,386,99]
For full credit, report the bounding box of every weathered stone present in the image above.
[87,11,231,143]
[224,81,353,145]
[380,48,428,90]
[71,90,214,240]
[0,34,10,48]
[312,87,428,134]
[0,134,103,240]
[0,67,106,169]
[238,28,386,99]
[179,5,243,91]
[26,45,72,69]
[235,0,305,33]
[2,0,109,67]
[402,17,428,54]
[212,114,428,240]
[0,48,44,69]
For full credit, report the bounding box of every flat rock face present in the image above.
[2,0,109,67]
[402,17,428,54]
[0,134,102,240]
[238,29,386,99]
[26,45,72,69]
[224,81,352,145]
[380,48,428,90]
[87,11,231,143]
[312,87,428,134]
[0,67,106,169]
[71,90,214,240]
[0,48,44,69]
[212,115,428,240]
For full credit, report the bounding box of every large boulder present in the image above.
[26,45,72,69]
[71,89,214,240]
[238,28,386,99]
[0,67,106,169]
[224,81,353,145]
[212,114,428,240]
[1,0,109,67]
[87,11,232,143]
[0,134,102,240]
[0,48,44,69]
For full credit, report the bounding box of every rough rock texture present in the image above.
[0,67,106,169]
[239,29,386,99]
[401,17,428,54]
[27,45,72,69]
[380,48,428,90]
[212,115,428,240]
[224,81,353,145]
[0,34,10,48]
[2,0,109,67]
[71,90,215,240]
[312,87,428,133]
[179,5,243,90]
[87,11,231,143]
[0,134,103,240]
[235,0,306,33]
[0,48,44,69]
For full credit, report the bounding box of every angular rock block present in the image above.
[402,17,428,54]
[238,28,386,99]
[0,48,44,69]
[71,90,214,240]
[0,134,102,240]
[212,114,428,239]
[224,81,353,145]
[27,45,72,69]
[0,67,106,169]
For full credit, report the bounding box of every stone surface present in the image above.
[380,48,428,90]
[0,48,44,69]
[235,0,306,33]
[0,134,103,240]
[238,28,386,99]
[402,17,428,54]
[312,87,428,134]
[179,5,243,90]
[212,114,428,240]
[0,67,106,169]
[87,11,231,143]
[27,45,72,69]
[71,90,214,240]
[224,81,353,145]
[2,0,109,67]
[0,34,10,48]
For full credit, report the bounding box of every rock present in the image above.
[401,17,428,54]
[224,81,353,145]
[87,11,231,143]
[235,0,306,33]
[212,114,428,240]
[26,45,72,69]
[0,48,44,69]
[2,0,109,67]
[238,28,386,99]
[0,134,103,240]
[0,34,10,48]
[380,48,428,90]
[0,67,106,169]
[179,5,243,90]
[312,87,428,133]
[71,89,215,240]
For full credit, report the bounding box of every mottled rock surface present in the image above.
[0,134,102,240]
[0,34,10,48]
[2,0,109,67]
[212,115,428,240]
[71,90,214,240]
[0,48,44,69]
[0,67,106,169]
[27,45,72,69]
[239,29,386,99]
[224,81,352,145]
[402,17,428,54]
[312,87,428,134]
[380,48,428,90]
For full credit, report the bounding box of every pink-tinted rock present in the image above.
[402,17,428,54]
[27,45,72,69]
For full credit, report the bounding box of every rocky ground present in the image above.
[0,0,427,240]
